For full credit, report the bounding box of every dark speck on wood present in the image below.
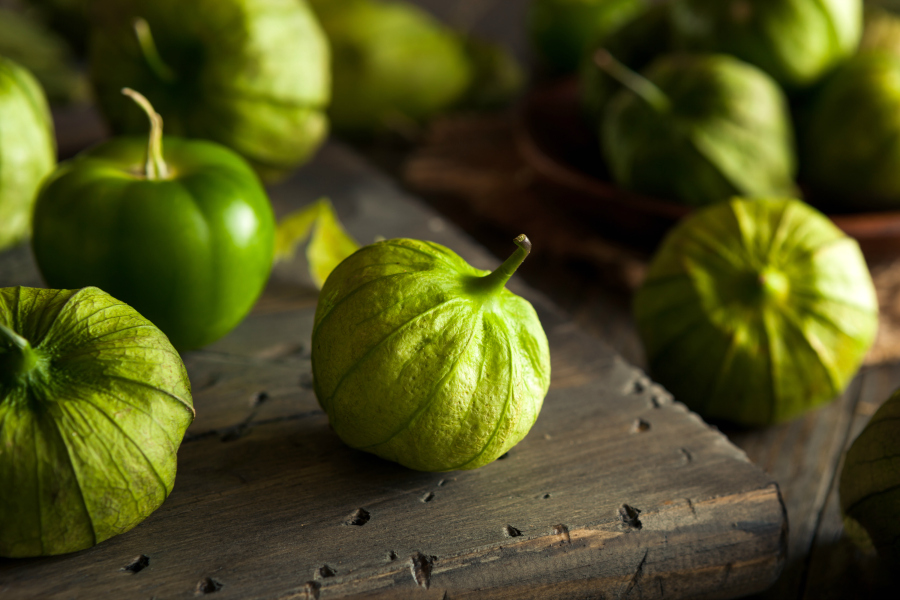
[303,581,321,600]
[195,577,223,594]
[619,504,642,529]
[316,565,336,579]
[504,525,523,538]
[346,508,370,526]
[410,552,434,589]
[121,555,149,573]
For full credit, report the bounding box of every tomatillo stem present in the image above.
[133,18,176,83]
[593,49,671,113]
[122,87,169,180]
[478,234,532,294]
[0,324,40,384]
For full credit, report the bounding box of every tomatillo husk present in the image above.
[634,197,877,427]
[0,286,194,557]
[312,236,550,471]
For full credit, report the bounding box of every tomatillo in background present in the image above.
[0,56,56,251]
[90,0,330,181]
[32,89,275,351]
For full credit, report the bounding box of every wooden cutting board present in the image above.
[0,142,785,599]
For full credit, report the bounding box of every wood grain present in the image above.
[0,141,784,599]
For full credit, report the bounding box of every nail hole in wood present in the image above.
[388,550,398,561]
[504,525,523,538]
[251,391,269,407]
[346,508,370,526]
[551,523,571,543]
[304,581,321,600]
[421,492,435,503]
[619,504,642,529]
[316,564,336,579]
[121,554,149,573]
[542,493,551,499]
[631,419,650,433]
[195,577,223,594]
[410,552,435,589]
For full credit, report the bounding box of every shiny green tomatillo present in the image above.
[0,286,194,557]
[312,235,551,471]
[32,89,275,350]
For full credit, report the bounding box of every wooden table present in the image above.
[1,2,895,597]
[0,140,790,598]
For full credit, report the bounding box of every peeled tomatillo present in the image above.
[32,89,275,350]
[312,235,551,472]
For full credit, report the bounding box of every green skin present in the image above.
[528,0,649,74]
[89,0,330,181]
[32,93,276,351]
[0,286,194,557]
[310,0,471,136]
[312,236,551,472]
[670,0,862,88]
[840,387,900,568]
[601,53,797,207]
[804,52,900,208]
[634,198,878,427]
[0,57,56,251]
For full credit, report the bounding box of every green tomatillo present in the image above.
[634,197,878,427]
[89,0,330,181]
[599,52,797,207]
[803,51,900,208]
[0,56,56,251]
[669,0,862,89]
[312,235,551,472]
[32,89,275,351]
[310,0,471,136]
[0,286,194,557]
[528,0,650,74]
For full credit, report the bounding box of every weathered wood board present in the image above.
[0,142,785,599]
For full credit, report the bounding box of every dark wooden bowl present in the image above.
[515,78,900,260]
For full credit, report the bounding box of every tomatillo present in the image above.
[32,89,275,351]
[1,286,194,557]
[312,235,551,472]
